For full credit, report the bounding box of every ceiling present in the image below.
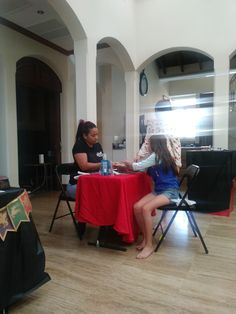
[155,51,214,78]
[0,0,233,77]
[0,0,73,51]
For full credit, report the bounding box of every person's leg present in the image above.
[66,183,77,200]
[137,194,170,259]
[134,193,156,250]
[66,183,87,238]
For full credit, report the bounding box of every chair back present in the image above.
[153,163,208,254]
[49,162,78,233]
[55,163,74,195]
[56,163,75,176]
[178,164,200,206]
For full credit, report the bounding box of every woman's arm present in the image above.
[74,153,101,172]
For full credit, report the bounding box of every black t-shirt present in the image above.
[69,138,103,185]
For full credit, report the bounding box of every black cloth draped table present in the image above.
[0,188,50,312]
[186,150,236,215]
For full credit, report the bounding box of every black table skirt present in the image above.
[0,189,50,310]
[186,150,236,212]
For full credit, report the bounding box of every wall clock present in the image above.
[139,70,148,96]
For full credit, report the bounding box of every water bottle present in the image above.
[101,153,110,176]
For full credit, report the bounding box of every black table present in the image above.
[24,163,54,192]
[0,188,50,312]
[186,150,236,213]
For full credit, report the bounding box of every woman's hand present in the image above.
[112,161,129,172]
[123,161,133,170]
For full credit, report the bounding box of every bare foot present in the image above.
[136,240,146,251]
[136,246,154,259]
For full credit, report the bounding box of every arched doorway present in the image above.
[16,57,62,190]
[96,37,134,160]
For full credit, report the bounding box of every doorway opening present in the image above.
[16,57,62,190]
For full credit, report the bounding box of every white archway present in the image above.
[137,46,216,154]
[97,37,135,72]
[48,0,87,41]
[137,46,214,71]
[96,37,134,159]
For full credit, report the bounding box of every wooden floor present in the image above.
[10,190,236,314]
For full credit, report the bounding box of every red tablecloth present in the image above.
[75,172,151,243]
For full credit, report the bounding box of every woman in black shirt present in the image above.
[67,120,103,199]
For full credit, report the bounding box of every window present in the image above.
[169,94,213,146]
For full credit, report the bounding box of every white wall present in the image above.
[98,65,113,159]
[97,47,126,159]
[67,0,136,68]
[169,76,214,96]
[0,57,7,176]
[229,110,236,149]
[139,61,169,114]
[97,47,124,71]
[3,0,236,183]
[0,25,75,185]
[66,0,236,68]
[67,0,234,67]
[65,0,236,150]
[97,64,126,160]
[229,74,236,149]
[134,0,236,67]
[60,56,77,162]
[112,67,126,142]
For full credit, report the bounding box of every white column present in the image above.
[99,65,113,159]
[60,57,76,163]
[125,71,140,160]
[0,57,6,177]
[213,55,229,149]
[74,38,97,123]
[0,55,19,185]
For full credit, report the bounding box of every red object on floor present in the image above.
[210,180,235,217]
[75,172,151,243]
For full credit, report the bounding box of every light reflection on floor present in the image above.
[173,211,189,231]
[155,211,190,234]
